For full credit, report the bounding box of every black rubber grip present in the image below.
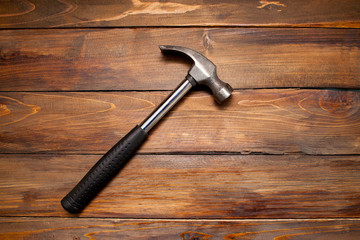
[61,125,147,213]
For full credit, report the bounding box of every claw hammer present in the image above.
[61,45,233,213]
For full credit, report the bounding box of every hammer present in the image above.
[61,45,233,213]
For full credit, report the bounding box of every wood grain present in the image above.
[1,0,359,237]
[1,89,359,155]
[0,154,359,218]
[1,28,359,91]
[1,217,360,239]
[0,0,359,28]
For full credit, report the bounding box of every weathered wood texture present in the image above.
[1,28,359,91]
[1,0,359,239]
[0,154,360,218]
[0,0,359,28]
[1,217,360,239]
[1,89,359,155]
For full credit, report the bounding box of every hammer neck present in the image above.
[140,78,193,133]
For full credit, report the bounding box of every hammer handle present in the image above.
[61,125,147,213]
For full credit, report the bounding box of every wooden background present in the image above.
[1,0,359,239]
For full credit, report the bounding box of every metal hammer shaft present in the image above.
[140,77,193,133]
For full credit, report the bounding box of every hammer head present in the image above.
[160,45,233,103]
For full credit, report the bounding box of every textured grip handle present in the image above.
[61,125,147,213]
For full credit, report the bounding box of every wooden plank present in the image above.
[0,0,359,28]
[1,89,359,155]
[1,28,359,91]
[1,217,360,239]
[0,154,360,218]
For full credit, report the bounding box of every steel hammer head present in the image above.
[160,45,233,103]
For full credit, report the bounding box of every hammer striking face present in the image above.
[61,45,233,213]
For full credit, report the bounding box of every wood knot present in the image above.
[257,0,286,12]
[0,96,40,126]
[0,104,10,116]
[319,91,358,114]
[180,231,213,240]
[0,50,21,61]
[202,31,214,51]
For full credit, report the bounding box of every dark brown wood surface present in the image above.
[0,154,360,218]
[1,28,359,91]
[0,0,359,28]
[1,218,360,239]
[1,90,359,155]
[1,0,359,239]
